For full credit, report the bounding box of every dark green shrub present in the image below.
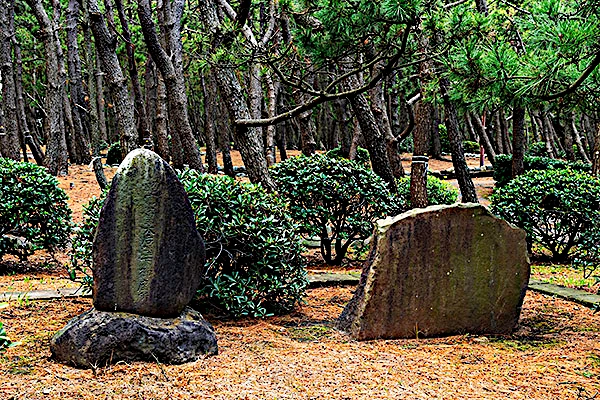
[491,169,600,261]
[181,171,307,317]
[462,140,480,154]
[72,172,307,317]
[271,154,403,265]
[396,175,459,208]
[0,158,71,260]
[69,194,105,289]
[493,154,591,187]
[105,142,123,165]
[325,146,370,168]
[572,226,600,281]
[526,142,548,157]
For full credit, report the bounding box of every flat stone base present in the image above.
[51,307,218,368]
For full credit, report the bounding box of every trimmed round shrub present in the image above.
[0,158,71,260]
[396,175,459,208]
[70,173,307,318]
[271,154,403,265]
[325,146,370,168]
[181,171,307,317]
[491,169,600,261]
[462,140,480,154]
[493,154,591,187]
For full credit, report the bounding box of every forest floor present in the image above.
[1,151,599,399]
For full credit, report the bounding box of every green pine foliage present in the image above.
[0,158,71,260]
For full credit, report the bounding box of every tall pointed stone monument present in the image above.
[51,149,217,367]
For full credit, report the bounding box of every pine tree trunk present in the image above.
[215,68,275,189]
[0,0,22,161]
[26,0,69,175]
[592,123,600,176]
[441,77,477,203]
[14,37,44,165]
[368,64,404,177]
[89,0,138,158]
[411,99,432,207]
[114,0,151,147]
[346,74,397,194]
[469,111,496,165]
[571,112,591,163]
[511,106,526,177]
[66,0,91,164]
[201,73,218,173]
[264,73,278,166]
[137,0,203,170]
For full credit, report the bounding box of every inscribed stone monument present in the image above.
[51,149,217,367]
[338,203,530,340]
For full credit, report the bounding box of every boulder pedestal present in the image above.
[338,203,530,340]
[51,307,218,367]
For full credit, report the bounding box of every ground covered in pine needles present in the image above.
[1,287,599,399]
[1,152,599,398]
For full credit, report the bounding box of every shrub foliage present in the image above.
[181,171,307,317]
[71,172,307,318]
[0,158,71,260]
[396,175,459,208]
[271,154,403,265]
[493,154,591,187]
[491,169,600,261]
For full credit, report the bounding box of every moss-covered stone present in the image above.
[93,149,205,317]
[338,203,530,340]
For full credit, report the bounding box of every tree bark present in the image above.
[114,0,152,147]
[88,0,138,158]
[369,62,404,177]
[571,112,591,163]
[215,68,275,189]
[264,73,278,166]
[26,0,69,175]
[469,111,496,166]
[66,0,91,164]
[511,106,526,177]
[198,0,274,188]
[441,77,478,203]
[593,123,600,176]
[137,0,204,170]
[201,73,218,173]
[0,0,21,160]
[411,100,432,207]
[345,75,397,193]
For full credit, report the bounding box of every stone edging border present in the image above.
[1,274,598,310]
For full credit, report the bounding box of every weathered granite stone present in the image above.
[338,203,530,340]
[50,307,218,367]
[93,149,205,317]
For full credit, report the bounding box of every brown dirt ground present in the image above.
[1,151,599,399]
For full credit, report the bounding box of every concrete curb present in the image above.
[1,275,598,309]
[528,278,600,309]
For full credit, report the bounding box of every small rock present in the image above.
[51,307,218,367]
